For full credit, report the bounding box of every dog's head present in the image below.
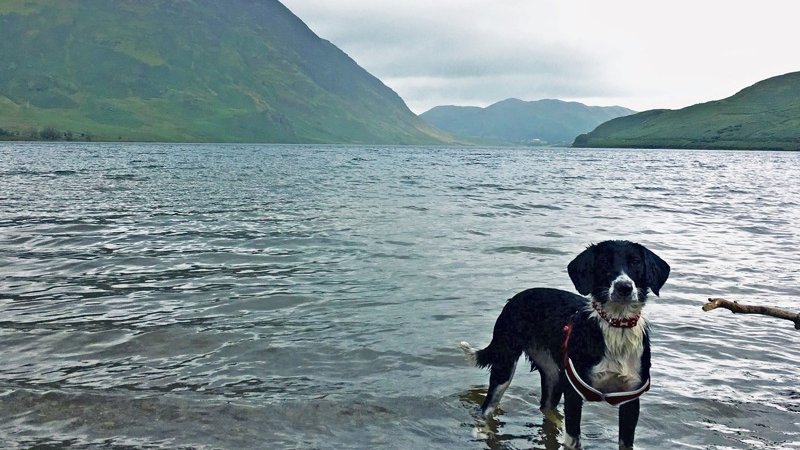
[567,240,670,304]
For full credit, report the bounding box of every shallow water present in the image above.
[1,143,799,449]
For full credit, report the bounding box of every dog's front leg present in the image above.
[618,399,640,449]
[563,385,583,450]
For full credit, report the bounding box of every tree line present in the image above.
[0,126,93,141]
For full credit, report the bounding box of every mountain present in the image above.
[574,72,800,150]
[420,98,635,146]
[0,0,449,144]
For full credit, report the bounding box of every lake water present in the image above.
[1,143,799,449]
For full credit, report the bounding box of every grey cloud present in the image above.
[283,0,799,113]
[284,0,619,110]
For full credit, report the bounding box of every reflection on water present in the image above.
[461,386,563,450]
[1,143,799,448]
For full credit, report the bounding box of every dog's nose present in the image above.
[614,280,634,297]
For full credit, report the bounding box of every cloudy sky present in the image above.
[281,0,798,114]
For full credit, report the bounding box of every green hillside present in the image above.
[420,98,635,146]
[574,72,800,150]
[0,0,449,144]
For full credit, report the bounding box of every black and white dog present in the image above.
[460,240,669,449]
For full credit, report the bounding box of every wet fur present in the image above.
[461,240,669,449]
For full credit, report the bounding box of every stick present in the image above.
[702,298,800,330]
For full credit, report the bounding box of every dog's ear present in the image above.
[567,245,595,295]
[638,244,670,296]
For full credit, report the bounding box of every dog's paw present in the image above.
[564,434,583,450]
[458,341,478,366]
[541,407,563,428]
[471,415,497,440]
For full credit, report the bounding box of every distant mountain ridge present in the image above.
[420,98,635,145]
[574,72,800,150]
[0,0,449,144]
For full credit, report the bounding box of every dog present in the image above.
[460,240,669,449]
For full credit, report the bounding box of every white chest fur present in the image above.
[589,311,646,393]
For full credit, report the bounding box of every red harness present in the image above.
[562,319,651,406]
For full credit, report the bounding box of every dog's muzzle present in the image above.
[609,275,638,302]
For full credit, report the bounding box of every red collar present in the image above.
[591,301,641,328]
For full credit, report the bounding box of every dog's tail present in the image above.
[459,341,497,369]
[461,299,526,370]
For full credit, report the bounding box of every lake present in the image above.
[1,143,798,449]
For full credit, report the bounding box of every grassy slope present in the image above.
[420,98,635,145]
[574,72,800,150]
[0,0,450,144]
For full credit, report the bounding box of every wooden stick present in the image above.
[702,298,800,330]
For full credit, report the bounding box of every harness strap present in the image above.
[562,320,650,406]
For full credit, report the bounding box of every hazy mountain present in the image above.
[420,98,635,145]
[0,0,450,144]
[574,72,800,150]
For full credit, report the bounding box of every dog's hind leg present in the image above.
[463,303,527,418]
[526,346,565,427]
[459,341,520,418]
[526,346,563,411]
[480,357,517,418]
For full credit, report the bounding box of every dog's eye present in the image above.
[629,256,642,265]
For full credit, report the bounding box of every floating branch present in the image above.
[702,298,800,330]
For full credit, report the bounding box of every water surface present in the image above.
[1,143,799,449]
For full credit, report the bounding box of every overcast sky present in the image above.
[281,0,799,114]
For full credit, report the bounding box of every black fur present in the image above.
[464,240,669,449]
[473,288,585,371]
